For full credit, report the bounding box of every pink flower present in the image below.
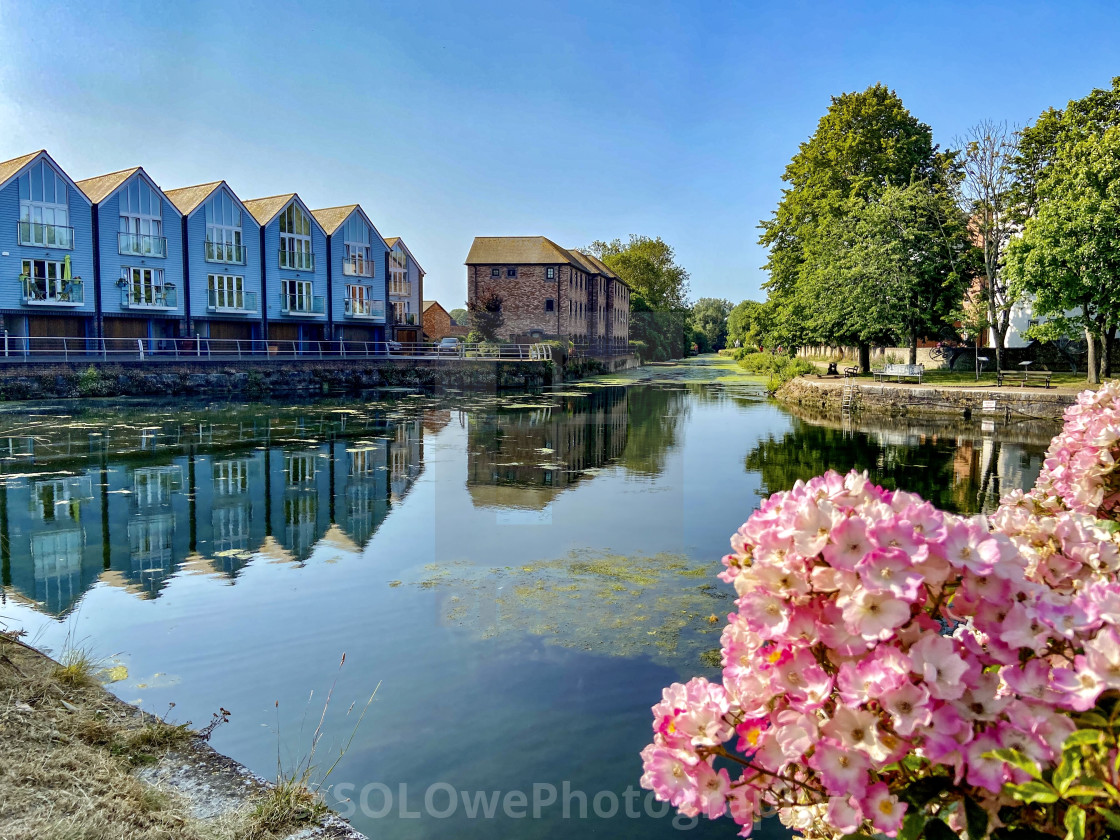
[823,516,873,571]
[826,796,863,834]
[881,681,931,736]
[965,734,1011,793]
[839,587,912,640]
[736,589,791,638]
[640,744,699,808]
[856,547,925,601]
[822,706,890,761]
[940,520,1002,574]
[691,762,731,819]
[808,740,871,797]
[909,634,969,700]
[863,783,907,836]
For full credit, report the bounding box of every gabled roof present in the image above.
[0,150,93,206]
[311,204,390,250]
[566,248,598,274]
[576,250,626,285]
[164,181,223,215]
[466,236,574,267]
[385,236,425,275]
[242,193,298,226]
[76,166,183,217]
[422,300,446,314]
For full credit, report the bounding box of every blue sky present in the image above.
[0,1,1117,308]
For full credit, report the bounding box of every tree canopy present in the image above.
[690,298,732,352]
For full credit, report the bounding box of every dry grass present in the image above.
[0,634,335,840]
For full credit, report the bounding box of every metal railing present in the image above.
[208,289,258,313]
[279,293,326,315]
[279,250,315,271]
[19,276,85,305]
[342,255,375,277]
[118,232,167,258]
[389,282,412,297]
[344,298,385,319]
[121,286,177,309]
[205,241,247,264]
[392,312,417,325]
[0,337,553,363]
[18,221,74,249]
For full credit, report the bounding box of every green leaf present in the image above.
[1064,783,1108,799]
[900,775,953,807]
[986,748,1042,780]
[964,797,989,840]
[1063,805,1086,840]
[1007,781,1059,804]
[922,818,960,840]
[1053,754,1079,795]
[1064,729,1106,749]
[1076,712,1110,729]
[1094,807,1120,831]
[898,810,926,840]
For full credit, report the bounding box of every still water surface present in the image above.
[0,367,1057,838]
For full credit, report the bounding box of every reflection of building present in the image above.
[466,387,628,509]
[390,420,424,504]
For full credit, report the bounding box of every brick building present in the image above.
[422,300,451,339]
[464,236,629,351]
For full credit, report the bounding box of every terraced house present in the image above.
[464,236,630,351]
[0,149,410,352]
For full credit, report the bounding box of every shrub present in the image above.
[736,352,813,388]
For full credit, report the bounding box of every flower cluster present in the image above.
[640,383,1120,839]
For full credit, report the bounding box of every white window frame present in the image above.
[18,159,72,248]
[209,274,247,310]
[205,191,245,264]
[123,266,168,307]
[281,279,314,313]
[21,258,72,301]
[343,215,373,276]
[118,178,163,255]
[279,203,313,270]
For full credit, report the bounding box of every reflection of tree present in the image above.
[745,420,992,515]
[620,387,691,477]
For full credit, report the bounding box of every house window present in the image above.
[346,284,376,317]
[490,267,500,278]
[281,279,314,312]
[208,274,247,310]
[285,452,316,485]
[279,202,313,270]
[18,159,72,248]
[390,248,409,296]
[123,267,169,307]
[506,267,517,278]
[392,300,411,322]
[205,190,245,263]
[545,298,555,312]
[118,177,164,257]
[20,259,77,302]
[546,267,555,279]
[343,214,373,276]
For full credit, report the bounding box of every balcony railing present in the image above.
[279,250,314,271]
[121,286,177,309]
[279,293,326,316]
[389,282,412,298]
[18,221,74,249]
[344,298,385,320]
[205,241,247,265]
[342,255,375,277]
[392,312,417,325]
[208,289,258,313]
[118,232,167,258]
[19,276,84,306]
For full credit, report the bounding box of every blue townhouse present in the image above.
[0,151,96,348]
[311,204,389,345]
[385,237,424,344]
[76,167,185,345]
[243,194,328,348]
[164,181,264,344]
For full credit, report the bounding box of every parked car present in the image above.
[437,337,462,356]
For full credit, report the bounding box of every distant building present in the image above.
[464,236,629,351]
[385,237,424,344]
[422,300,453,340]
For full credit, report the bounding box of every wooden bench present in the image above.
[844,366,860,377]
[872,363,924,383]
[997,369,1053,388]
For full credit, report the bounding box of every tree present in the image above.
[726,300,774,349]
[690,298,732,352]
[448,307,468,326]
[1005,127,1120,383]
[468,291,505,341]
[954,121,1023,370]
[758,84,964,370]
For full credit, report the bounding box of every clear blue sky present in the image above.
[1,1,1117,308]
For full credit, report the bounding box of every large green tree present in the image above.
[726,300,774,349]
[759,84,968,370]
[690,298,732,352]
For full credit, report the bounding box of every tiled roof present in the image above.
[0,150,45,188]
[465,236,577,266]
[577,250,626,285]
[386,237,425,274]
[384,237,399,247]
[566,248,598,274]
[75,167,142,203]
[311,204,358,235]
[242,193,297,225]
[164,181,224,215]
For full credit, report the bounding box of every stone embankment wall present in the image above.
[0,359,555,401]
[777,377,1077,421]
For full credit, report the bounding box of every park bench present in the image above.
[996,368,1053,388]
[872,363,924,384]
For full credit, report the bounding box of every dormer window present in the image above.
[342,215,373,277]
[205,190,245,264]
[118,178,166,258]
[18,159,72,249]
[279,202,314,271]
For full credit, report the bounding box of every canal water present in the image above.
[0,362,1057,839]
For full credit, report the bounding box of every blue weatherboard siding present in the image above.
[95,172,184,318]
[185,185,263,332]
[0,159,94,318]
[263,199,327,323]
[329,209,388,332]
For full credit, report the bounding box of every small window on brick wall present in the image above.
[507,268,517,278]
[490,267,499,277]
[546,267,555,279]
[545,298,555,312]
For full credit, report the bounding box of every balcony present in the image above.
[18,221,74,249]
[342,255,375,277]
[389,282,412,298]
[279,250,314,272]
[344,297,385,320]
[393,312,417,325]
[208,289,258,314]
[19,276,84,306]
[121,286,177,310]
[205,241,247,265]
[118,232,167,258]
[279,293,325,316]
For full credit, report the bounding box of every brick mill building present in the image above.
[464,236,630,351]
